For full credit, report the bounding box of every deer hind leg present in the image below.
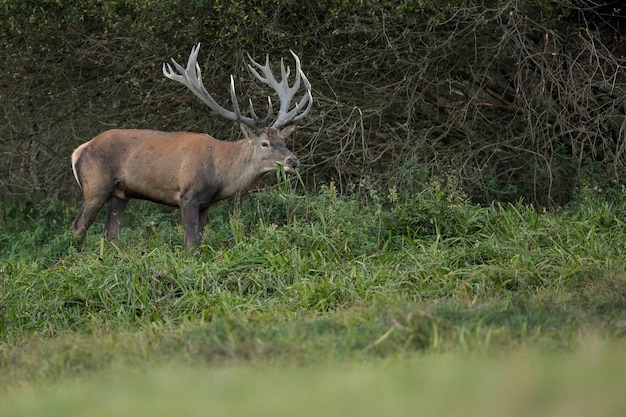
[104,196,128,243]
[71,192,110,240]
[71,175,116,240]
[198,207,210,239]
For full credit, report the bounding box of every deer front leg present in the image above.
[104,196,128,243]
[180,200,201,248]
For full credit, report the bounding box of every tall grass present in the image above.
[1,181,626,388]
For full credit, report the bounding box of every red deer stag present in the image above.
[71,43,312,248]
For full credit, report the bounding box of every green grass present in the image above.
[3,343,626,417]
[1,181,626,411]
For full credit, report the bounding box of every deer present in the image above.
[71,43,312,248]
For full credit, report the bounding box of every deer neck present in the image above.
[217,139,265,198]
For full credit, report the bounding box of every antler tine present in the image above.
[164,44,311,133]
[246,50,312,130]
[163,43,230,117]
[246,54,298,113]
[163,43,266,131]
[270,51,312,128]
[280,57,291,81]
[285,69,313,126]
[249,97,274,126]
[228,75,244,123]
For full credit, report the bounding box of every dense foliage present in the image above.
[1,183,626,386]
[1,0,625,205]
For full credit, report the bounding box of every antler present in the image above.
[163,43,270,131]
[246,51,312,129]
[163,43,312,132]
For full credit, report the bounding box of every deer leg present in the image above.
[198,207,210,239]
[71,194,109,239]
[180,201,201,248]
[104,196,128,242]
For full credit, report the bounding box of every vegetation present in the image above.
[1,0,626,414]
[2,180,626,413]
[1,0,625,205]
[4,347,626,417]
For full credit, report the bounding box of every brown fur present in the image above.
[71,124,298,248]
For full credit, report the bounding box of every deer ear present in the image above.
[279,124,297,138]
[239,123,257,139]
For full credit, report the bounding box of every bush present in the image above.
[1,0,625,205]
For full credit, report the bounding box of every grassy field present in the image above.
[3,344,626,417]
[1,180,626,414]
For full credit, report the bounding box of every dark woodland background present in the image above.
[1,0,625,206]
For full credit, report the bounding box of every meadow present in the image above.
[1,178,626,415]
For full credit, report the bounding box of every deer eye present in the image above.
[261,140,270,148]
